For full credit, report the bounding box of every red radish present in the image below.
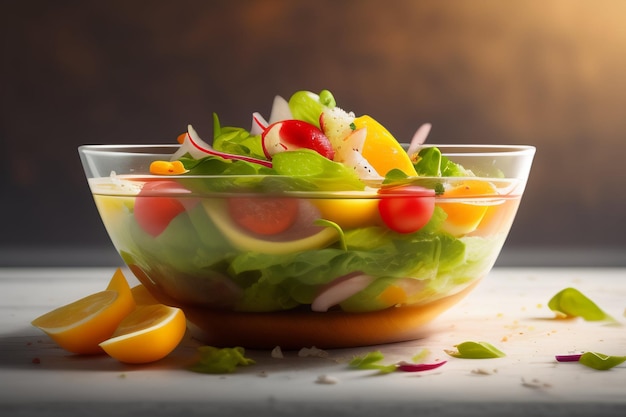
[261,120,335,160]
[172,125,272,167]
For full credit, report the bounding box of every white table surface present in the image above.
[1,267,625,416]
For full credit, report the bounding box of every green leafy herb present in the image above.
[382,169,445,194]
[548,287,614,322]
[318,89,336,108]
[314,219,346,251]
[189,346,255,374]
[579,352,626,370]
[445,341,506,359]
[383,168,409,183]
[212,114,267,160]
[348,351,397,374]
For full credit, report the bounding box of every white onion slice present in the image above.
[311,274,375,312]
[406,123,432,156]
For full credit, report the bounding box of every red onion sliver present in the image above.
[397,361,447,372]
[555,354,583,362]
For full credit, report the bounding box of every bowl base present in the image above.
[163,282,479,350]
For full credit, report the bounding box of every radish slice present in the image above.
[250,112,268,135]
[311,274,375,312]
[250,95,292,136]
[261,120,334,160]
[171,125,272,167]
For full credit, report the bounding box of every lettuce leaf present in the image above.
[178,149,365,193]
[288,90,336,128]
[189,346,255,374]
[212,113,267,160]
[414,147,467,177]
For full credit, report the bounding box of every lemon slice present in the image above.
[311,197,381,229]
[99,304,186,364]
[353,115,417,177]
[31,268,136,355]
[130,284,161,305]
[107,267,135,307]
[31,290,134,355]
[439,180,496,236]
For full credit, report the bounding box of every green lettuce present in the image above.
[178,149,365,194]
[189,346,255,374]
[445,341,506,359]
[548,287,615,322]
[212,113,266,160]
[288,89,336,128]
[414,146,467,177]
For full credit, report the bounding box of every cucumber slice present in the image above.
[202,199,338,255]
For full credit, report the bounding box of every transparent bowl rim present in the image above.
[79,143,536,157]
[80,143,535,196]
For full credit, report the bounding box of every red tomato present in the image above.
[134,181,187,237]
[378,186,436,234]
[227,197,299,235]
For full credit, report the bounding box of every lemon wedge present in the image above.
[353,115,417,177]
[99,304,186,364]
[31,268,136,354]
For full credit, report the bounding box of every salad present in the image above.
[91,90,521,314]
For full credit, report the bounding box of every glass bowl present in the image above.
[79,144,535,349]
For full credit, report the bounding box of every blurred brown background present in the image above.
[1,0,624,266]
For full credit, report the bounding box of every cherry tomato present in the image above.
[134,181,187,237]
[227,197,299,235]
[378,186,436,234]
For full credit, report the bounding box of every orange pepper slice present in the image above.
[149,160,187,175]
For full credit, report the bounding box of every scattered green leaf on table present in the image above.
[547,287,613,322]
[348,351,397,374]
[411,348,430,363]
[189,346,255,374]
[579,352,626,370]
[445,341,506,359]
